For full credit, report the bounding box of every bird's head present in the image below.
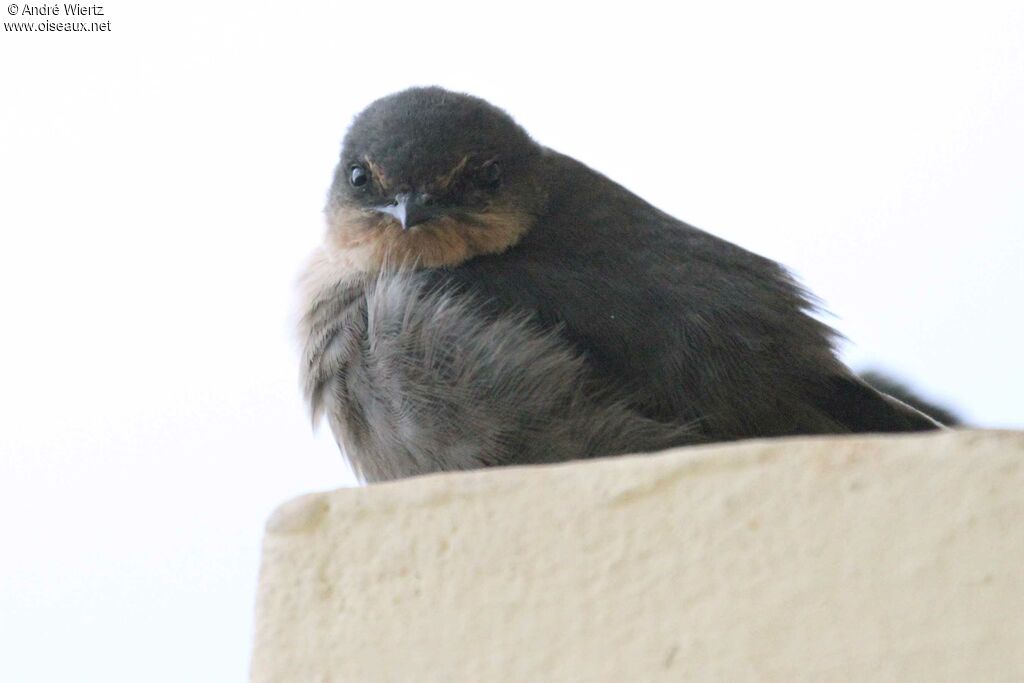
[325,87,545,272]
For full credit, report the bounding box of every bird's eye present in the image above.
[349,165,368,188]
[480,161,502,188]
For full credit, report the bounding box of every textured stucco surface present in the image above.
[251,430,1024,682]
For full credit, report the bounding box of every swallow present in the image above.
[300,86,940,482]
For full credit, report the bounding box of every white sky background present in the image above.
[1,1,1021,680]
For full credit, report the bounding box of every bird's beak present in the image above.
[378,192,437,231]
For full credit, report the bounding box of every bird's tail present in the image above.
[303,270,696,483]
[859,370,961,426]
[816,373,946,433]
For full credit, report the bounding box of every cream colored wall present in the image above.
[251,431,1024,682]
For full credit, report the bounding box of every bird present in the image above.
[299,86,941,483]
